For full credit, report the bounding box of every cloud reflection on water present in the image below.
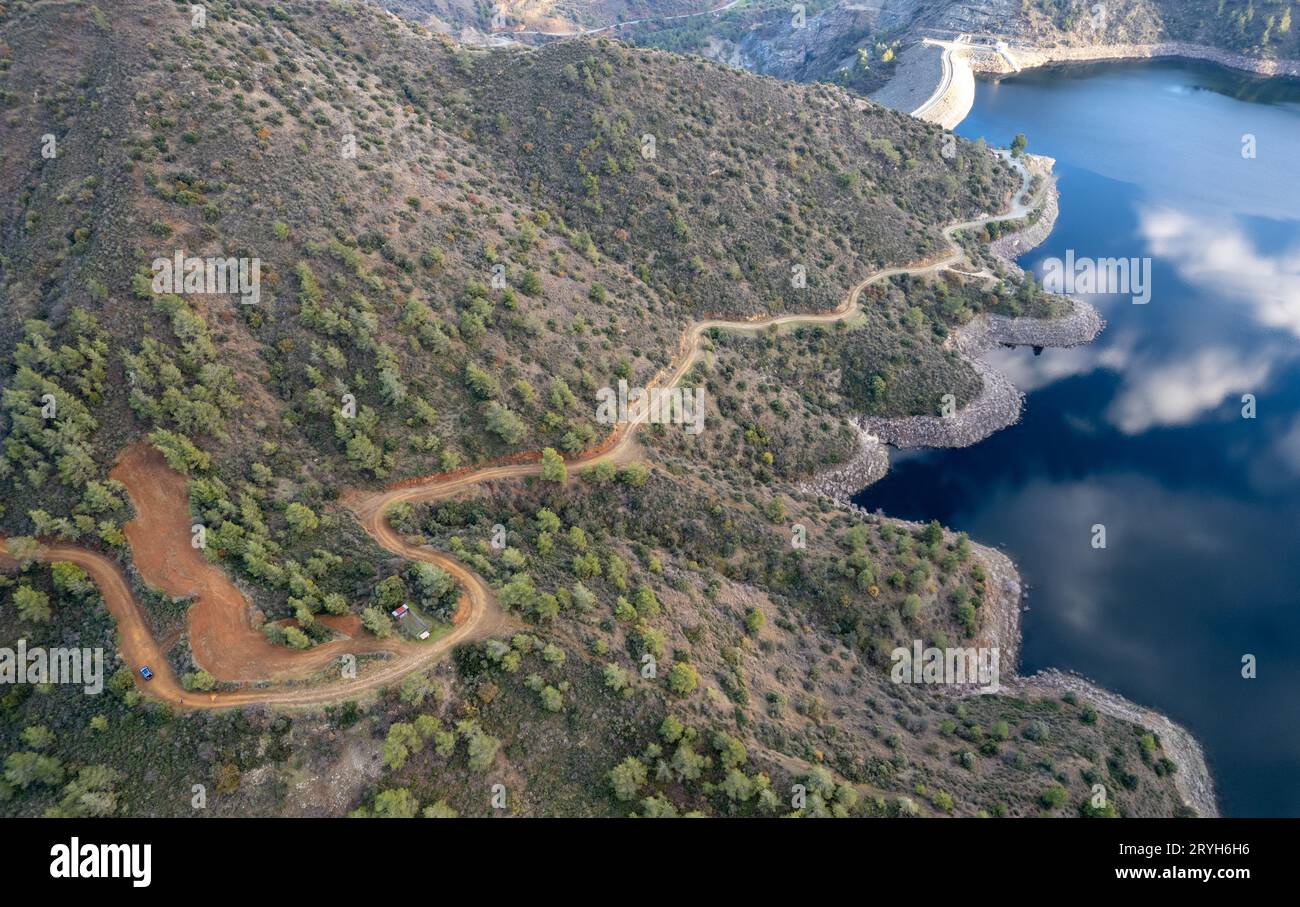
[1003,201,1299,435]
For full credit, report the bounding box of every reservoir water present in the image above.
[855,60,1300,816]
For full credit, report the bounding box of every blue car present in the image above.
[139,666,154,681]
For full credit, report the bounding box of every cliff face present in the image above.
[602,0,1300,114]
[701,6,883,80]
[607,3,903,95]
[857,0,1299,60]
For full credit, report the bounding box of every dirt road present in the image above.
[0,155,1041,711]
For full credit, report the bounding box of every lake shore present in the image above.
[974,513,1218,817]
[801,154,1094,494]
[800,154,1217,816]
[887,38,1300,131]
[1011,669,1220,818]
[1002,42,1300,80]
[799,503,1220,816]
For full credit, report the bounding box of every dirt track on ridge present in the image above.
[0,153,1042,711]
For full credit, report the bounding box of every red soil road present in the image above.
[0,157,1041,710]
[0,446,513,710]
[112,443,408,683]
[0,531,509,710]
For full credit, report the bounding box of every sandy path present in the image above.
[0,155,1041,711]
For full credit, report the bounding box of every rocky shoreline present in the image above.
[796,423,890,502]
[971,539,1218,816]
[855,151,1100,454]
[798,170,1098,491]
[858,352,1025,450]
[798,153,1216,815]
[970,543,1022,672]
[889,38,1300,131]
[1013,670,1220,818]
[977,296,1105,350]
[810,417,1219,817]
[849,294,1102,454]
[843,517,1220,815]
[987,178,1059,270]
[999,41,1300,80]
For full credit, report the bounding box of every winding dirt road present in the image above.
[0,151,1042,711]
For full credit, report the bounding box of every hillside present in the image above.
[380,0,720,37]
[623,0,904,96]
[618,1,1300,103]
[0,0,1015,615]
[993,0,1300,60]
[0,0,1196,819]
[0,0,1012,506]
[468,38,1011,318]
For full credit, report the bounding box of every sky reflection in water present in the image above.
[855,60,1300,816]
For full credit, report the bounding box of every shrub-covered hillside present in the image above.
[1012,0,1300,59]
[0,0,1197,820]
[0,0,1013,539]
[468,37,1011,318]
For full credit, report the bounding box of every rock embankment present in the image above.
[857,295,1103,451]
[1012,670,1220,818]
[799,292,1100,486]
[988,178,1059,268]
[1002,42,1300,79]
[979,296,1104,350]
[797,424,889,502]
[858,354,1024,450]
[968,542,1022,672]
[870,41,946,113]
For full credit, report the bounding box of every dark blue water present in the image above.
[855,61,1300,817]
